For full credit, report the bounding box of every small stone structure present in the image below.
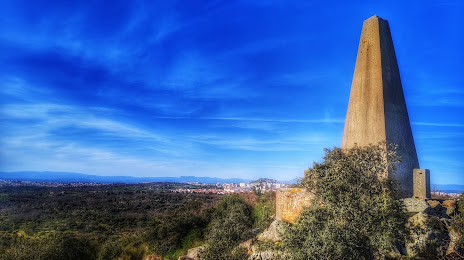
[275,188,313,224]
[413,169,431,199]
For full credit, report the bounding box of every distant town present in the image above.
[175,178,290,194]
[0,178,290,194]
[2,179,462,198]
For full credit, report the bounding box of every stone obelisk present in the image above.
[342,15,419,197]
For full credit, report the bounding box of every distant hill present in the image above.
[0,171,252,184]
[250,178,278,183]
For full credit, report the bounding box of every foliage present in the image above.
[97,238,123,260]
[0,233,97,260]
[450,192,464,251]
[282,142,408,260]
[150,201,213,259]
[252,191,276,230]
[0,184,221,260]
[200,195,253,260]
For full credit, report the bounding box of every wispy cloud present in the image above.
[412,122,464,127]
[151,116,345,124]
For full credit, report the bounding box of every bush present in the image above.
[98,238,123,260]
[450,192,464,252]
[151,201,212,258]
[282,142,408,260]
[252,191,276,230]
[0,233,97,260]
[200,195,253,260]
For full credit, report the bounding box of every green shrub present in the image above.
[282,142,408,260]
[98,238,123,260]
[200,195,253,260]
[151,201,212,258]
[450,192,464,251]
[0,233,97,260]
[252,191,276,230]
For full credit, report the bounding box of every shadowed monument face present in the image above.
[342,15,419,197]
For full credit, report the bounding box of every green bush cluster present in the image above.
[150,201,213,258]
[282,143,409,260]
[200,195,253,260]
[450,192,464,252]
[0,233,97,260]
[252,191,276,230]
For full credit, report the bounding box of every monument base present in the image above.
[276,188,313,224]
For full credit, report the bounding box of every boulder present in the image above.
[257,220,286,242]
[406,212,449,258]
[178,245,205,260]
[248,250,288,260]
[239,238,254,252]
[443,200,457,208]
[426,200,441,209]
[443,200,457,217]
[403,198,431,213]
[446,229,463,256]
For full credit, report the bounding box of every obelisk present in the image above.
[342,15,419,197]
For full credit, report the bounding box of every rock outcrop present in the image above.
[177,245,205,260]
[248,250,288,260]
[403,198,461,258]
[257,220,285,242]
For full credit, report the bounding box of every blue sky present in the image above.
[0,0,463,184]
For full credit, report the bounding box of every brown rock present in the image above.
[443,200,457,217]
[442,200,456,208]
[427,200,441,208]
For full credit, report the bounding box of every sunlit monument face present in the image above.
[342,15,419,197]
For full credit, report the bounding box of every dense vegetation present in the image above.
[0,183,220,259]
[200,195,253,260]
[451,192,464,254]
[0,183,275,259]
[282,143,409,260]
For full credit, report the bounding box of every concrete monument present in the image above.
[341,15,422,197]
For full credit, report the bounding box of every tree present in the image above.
[282,142,408,260]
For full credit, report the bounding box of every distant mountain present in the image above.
[433,184,464,193]
[0,171,252,184]
[250,178,278,183]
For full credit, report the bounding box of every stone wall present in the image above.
[275,188,313,224]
